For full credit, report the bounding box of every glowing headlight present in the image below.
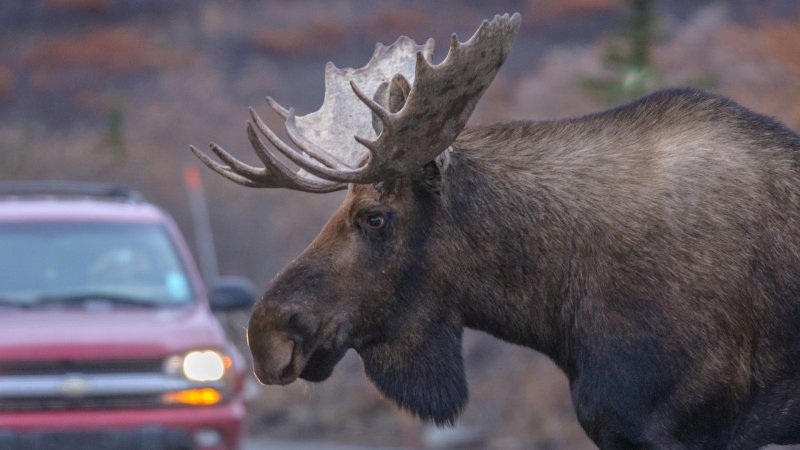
[182,350,226,382]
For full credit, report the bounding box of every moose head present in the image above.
[192,14,521,425]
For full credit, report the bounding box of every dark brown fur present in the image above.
[247,88,800,449]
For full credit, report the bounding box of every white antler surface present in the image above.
[287,37,435,170]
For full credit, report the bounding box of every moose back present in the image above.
[192,13,800,450]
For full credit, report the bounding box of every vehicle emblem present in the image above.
[59,375,92,398]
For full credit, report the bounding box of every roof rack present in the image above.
[0,181,144,203]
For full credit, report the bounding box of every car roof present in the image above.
[0,182,166,223]
[0,198,166,223]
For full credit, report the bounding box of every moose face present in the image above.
[192,14,520,424]
[247,171,470,425]
[246,181,418,386]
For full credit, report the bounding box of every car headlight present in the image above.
[165,350,232,382]
[183,350,227,382]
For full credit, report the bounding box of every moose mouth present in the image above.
[298,345,349,382]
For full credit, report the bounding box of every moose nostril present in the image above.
[250,332,297,385]
[279,348,299,381]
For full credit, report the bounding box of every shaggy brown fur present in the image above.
[247,88,800,449]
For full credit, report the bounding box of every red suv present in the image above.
[0,182,254,450]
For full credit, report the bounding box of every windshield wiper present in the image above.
[0,297,27,308]
[30,293,158,308]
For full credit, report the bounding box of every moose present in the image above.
[192,13,800,450]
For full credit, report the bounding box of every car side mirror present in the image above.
[208,276,257,312]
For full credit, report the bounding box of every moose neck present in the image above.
[433,123,588,371]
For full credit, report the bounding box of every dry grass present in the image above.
[21,26,191,75]
[43,0,109,12]
[752,17,800,72]
[525,0,623,23]
[717,15,800,129]
[363,10,431,41]
[0,66,13,103]
[721,15,800,73]
[252,18,347,56]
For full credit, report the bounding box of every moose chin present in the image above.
[192,12,800,450]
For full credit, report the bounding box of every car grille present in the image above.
[0,358,164,376]
[0,358,202,413]
[0,393,164,412]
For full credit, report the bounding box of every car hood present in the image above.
[0,304,229,361]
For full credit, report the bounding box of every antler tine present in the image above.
[349,81,393,134]
[209,142,267,180]
[244,120,346,192]
[252,108,375,181]
[244,120,295,172]
[449,33,460,53]
[250,107,354,170]
[265,96,290,120]
[190,132,346,193]
[190,145,262,187]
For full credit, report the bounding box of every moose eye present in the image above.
[365,213,386,229]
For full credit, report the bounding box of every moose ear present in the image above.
[417,150,450,195]
[386,74,411,113]
[359,313,467,426]
[371,74,411,135]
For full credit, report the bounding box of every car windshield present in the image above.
[0,221,194,308]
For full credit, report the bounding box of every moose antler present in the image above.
[192,13,521,190]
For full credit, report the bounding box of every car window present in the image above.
[0,221,194,307]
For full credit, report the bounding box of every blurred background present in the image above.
[1,0,799,449]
